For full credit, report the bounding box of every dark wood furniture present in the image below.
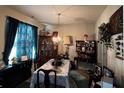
[37,69,57,88]
[0,60,32,88]
[89,65,115,88]
[76,40,97,63]
[37,36,58,68]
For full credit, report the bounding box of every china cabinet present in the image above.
[37,36,58,67]
[76,40,97,63]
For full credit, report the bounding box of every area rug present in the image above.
[69,70,89,88]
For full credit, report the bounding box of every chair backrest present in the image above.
[92,64,102,82]
[103,66,114,78]
[93,64,102,77]
[37,69,57,88]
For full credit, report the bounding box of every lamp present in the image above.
[63,36,73,59]
[83,34,88,42]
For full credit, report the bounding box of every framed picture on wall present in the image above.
[114,33,124,60]
[109,6,123,35]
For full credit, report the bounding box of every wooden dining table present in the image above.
[30,59,70,88]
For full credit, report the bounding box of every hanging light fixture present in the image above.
[58,13,61,26]
[52,13,61,45]
[52,13,62,61]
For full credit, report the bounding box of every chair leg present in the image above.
[55,73,56,88]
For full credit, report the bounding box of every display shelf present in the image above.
[37,36,58,67]
[76,40,97,63]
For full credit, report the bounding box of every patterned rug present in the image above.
[69,70,89,88]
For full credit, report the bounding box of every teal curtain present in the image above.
[3,16,19,65]
[32,26,38,63]
[14,22,37,61]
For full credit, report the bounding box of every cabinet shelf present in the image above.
[76,40,97,63]
[37,36,58,67]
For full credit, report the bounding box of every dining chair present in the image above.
[89,64,102,88]
[37,69,57,88]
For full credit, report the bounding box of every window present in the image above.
[9,22,37,64]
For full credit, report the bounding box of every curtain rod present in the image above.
[6,16,38,28]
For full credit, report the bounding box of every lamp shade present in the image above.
[63,36,73,46]
[83,34,88,41]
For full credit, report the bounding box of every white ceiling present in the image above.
[10,5,107,25]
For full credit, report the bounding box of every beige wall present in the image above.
[95,5,124,87]
[0,6,44,60]
[55,23,95,60]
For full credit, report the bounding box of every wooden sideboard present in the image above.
[0,60,32,88]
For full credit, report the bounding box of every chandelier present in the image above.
[52,13,61,45]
